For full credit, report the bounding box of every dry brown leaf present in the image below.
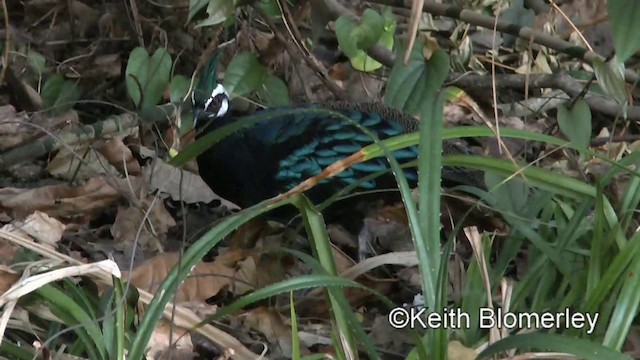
[0,105,28,151]
[0,177,122,220]
[126,250,254,303]
[47,143,121,180]
[7,211,65,247]
[297,246,394,317]
[145,319,195,360]
[226,220,297,292]
[95,138,141,176]
[111,196,176,250]
[229,256,257,296]
[0,266,20,294]
[242,307,294,357]
[361,203,413,254]
[0,106,79,152]
[370,314,412,354]
[448,340,478,360]
[140,156,237,207]
[228,218,269,250]
[68,54,122,80]
[0,240,18,265]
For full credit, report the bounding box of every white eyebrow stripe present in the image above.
[211,83,228,98]
[203,83,228,116]
[216,98,229,117]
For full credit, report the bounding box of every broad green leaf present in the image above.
[196,0,234,28]
[335,8,393,72]
[592,57,627,106]
[256,0,280,18]
[350,9,396,72]
[125,47,172,110]
[144,48,172,109]
[125,47,148,108]
[385,42,449,115]
[187,0,209,24]
[169,75,190,103]
[42,74,65,108]
[54,80,82,114]
[258,75,290,106]
[42,74,82,115]
[607,0,640,63]
[223,52,268,97]
[353,8,384,50]
[27,49,46,75]
[486,173,531,217]
[557,99,592,150]
[335,16,358,58]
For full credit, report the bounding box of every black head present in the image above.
[192,83,230,131]
[192,53,230,131]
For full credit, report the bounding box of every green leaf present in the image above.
[384,42,449,115]
[478,332,631,360]
[195,0,234,28]
[350,8,396,72]
[125,47,147,108]
[608,0,640,63]
[42,74,82,115]
[37,284,107,360]
[169,75,191,103]
[353,8,384,50]
[335,16,359,58]
[413,49,450,314]
[27,49,46,75]
[602,231,640,349]
[187,0,209,24]
[125,47,172,110]
[42,73,66,108]
[592,57,627,105]
[258,75,290,106]
[335,8,394,72]
[557,99,592,150]
[256,0,281,18]
[223,52,268,97]
[486,173,531,216]
[128,197,293,360]
[55,80,82,114]
[144,48,172,108]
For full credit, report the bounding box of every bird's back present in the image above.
[196,102,424,209]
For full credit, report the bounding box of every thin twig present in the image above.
[548,0,593,52]
[373,0,640,84]
[0,0,10,87]
[446,72,640,120]
[128,0,145,47]
[257,2,347,99]
[404,0,424,65]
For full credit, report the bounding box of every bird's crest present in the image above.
[192,53,230,127]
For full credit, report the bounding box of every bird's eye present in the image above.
[205,94,223,115]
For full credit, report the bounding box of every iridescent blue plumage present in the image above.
[191,57,483,211]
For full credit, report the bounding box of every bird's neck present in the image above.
[194,111,234,139]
